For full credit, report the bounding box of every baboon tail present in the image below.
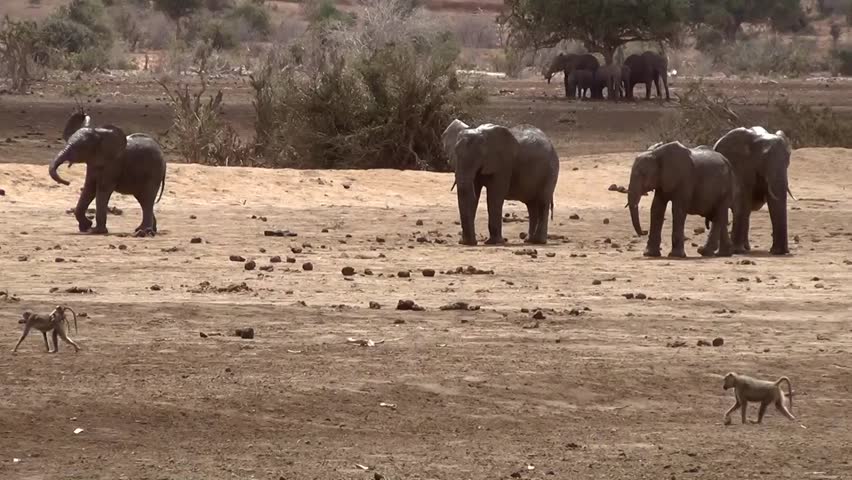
[777,376,793,412]
[66,307,78,334]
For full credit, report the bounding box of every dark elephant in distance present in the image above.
[566,70,595,99]
[442,119,559,246]
[543,53,600,83]
[50,110,167,237]
[713,126,794,255]
[624,51,670,100]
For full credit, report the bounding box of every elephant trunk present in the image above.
[628,183,644,237]
[49,145,73,186]
[457,181,477,245]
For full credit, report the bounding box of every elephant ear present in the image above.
[441,119,469,169]
[94,125,128,167]
[655,142,693,193]
[62,110,91,143]
[480,125,519,176]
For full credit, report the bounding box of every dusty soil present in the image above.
[1,76,852,480]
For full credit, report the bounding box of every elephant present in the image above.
[566,70,597,99]
[594,64,622,100]
[624,51,670,101]
[628,141,735,258]
[49,111,167,237]
[441,119,560,246]
[543,53,600,83]
[620,65,632,98]
[713,126,794,255]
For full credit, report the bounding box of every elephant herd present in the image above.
[544,51,670,101]
[47,108,791,260]
[442,119,793,258]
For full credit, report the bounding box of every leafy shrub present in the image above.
[831,43,852,76]
[0,16,41,92]
[203,19,238,49]
[718,36,823,77]
[248,0,485,170]
[67,46,111,71]
[39,17,100,53]
[654,82,852,149]
[229,1,270,38]
[304,0,356,26]
[694,26,724,53]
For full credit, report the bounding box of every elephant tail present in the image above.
[156,169,166,204]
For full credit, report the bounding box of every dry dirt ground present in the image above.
[1,77,852,480]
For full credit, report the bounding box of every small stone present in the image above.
[118,244,127,251]
[736,277,749,282]
[393,319,405,325]
[422,268,436,277]
[712,337,724,347]
[811,276,820,281]
[244,260,256,271]
[259,265,273,272]
[416,236,428,243]
[286,256,296,263]
[376,237,386,243]
[321,228,329,233]
[416,219,423,226]
[398,271,411,278]
[667,340,687,348]
[697,339,711,347]
[189,215,197,219]
[259,248,266,253]
[342,266,356,276]
[190,237,202,244]
[608,184,618,191]
[592,279,601,285]
[235,327,255,339]
[229,255,246,262]
[546,252,556,258]
[623,293,634,299]
[635,293,647,300]
[55,257,65,263]
[396,299,423,311]
[302,262,313,271]
[522,321,540,329]
[815,283,824,289]
[694,227,706,234]
[369,301,381,309]
[569,213,580,220]
[532,310,546,320]
[603,218,609,224]
[150,284,161,291]
[291,247,303,254]
[364,269,373,275]
[270,256,282,263]
[0,188,5,196]
[199,332,208,338]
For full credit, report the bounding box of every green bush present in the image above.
[694,26,723,53]
[67,46,110,71]
[248,0,485,170]
[831,43,852,76]
[39,17,99,53]
[230,1,270,38]
[719,36,823,77]
[202,19,238,49]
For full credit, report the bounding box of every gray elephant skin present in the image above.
[594,64,623,100]
[713,126,793,255]
[628,142,735,258]
[50,110,167,237]
[442,120,560,246]
[544,53,600,98]
[566,70,595,99]
[624,51,669,100]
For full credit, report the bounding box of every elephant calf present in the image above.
[567,70,595,99]
[49,110,167,237]
[628,142,735,258]
[442,119,560,246]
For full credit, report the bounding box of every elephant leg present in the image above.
[731,194,751,254]
[525,201,539,243]
[484,187,505,245]
[90,185,115,235]
[717,208,733,257]
[644,80,652,100]
[653,76,662,99]
[768,193,789,255]
[529,200,549,244]
[133,192,157,237]
[74,175,96,232]
[644,194,666,257]
[668,202,687,258]
[662,74,671,101]
[698,216,720,257]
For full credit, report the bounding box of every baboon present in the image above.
[723,372,795,425]
[12,306,80,353]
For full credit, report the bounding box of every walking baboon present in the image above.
[12,306,80,353]
[723,372,795,425]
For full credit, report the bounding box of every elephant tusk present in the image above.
[450,180,456,192]
[787,186,797,201]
